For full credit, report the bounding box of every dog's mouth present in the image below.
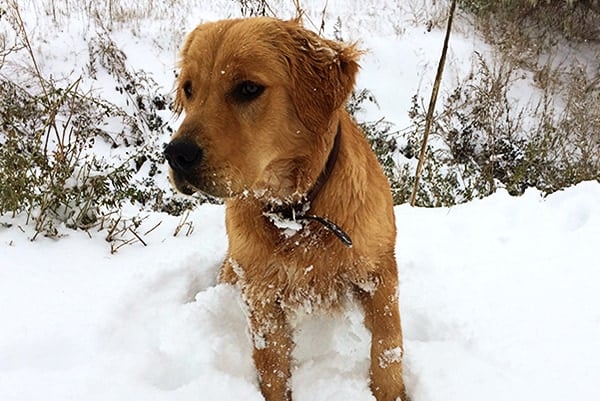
[169,168,238,200]
[177,180,199,196]
[168,169,199,195]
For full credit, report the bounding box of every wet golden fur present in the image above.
[168,17,406,401]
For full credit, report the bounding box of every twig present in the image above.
[318,1,328,36]
[409,0,457,207]
[105,215,121,240]
[128,227,147,247]
[144,221,162,236]
[292,0,304,17]
[111,237,136,254]
[174,210,190,237]
[9,0,48,100]
[185,222,194,237]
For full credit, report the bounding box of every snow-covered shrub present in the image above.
[460,0,600,43]
[0,6,199,238]
[347,90,468,207]
[414,54,600,199]
[0,77,136,237]
[453,1,600,197]
[354,49,599,207]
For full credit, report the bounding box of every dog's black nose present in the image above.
[164,139,203,173]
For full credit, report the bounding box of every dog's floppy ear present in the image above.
[282,19,361,132]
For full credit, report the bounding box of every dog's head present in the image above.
[164,17,360,202]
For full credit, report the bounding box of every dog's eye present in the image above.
[232,81,265,103]
[183,80,193,99]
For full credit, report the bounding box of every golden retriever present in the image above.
[164,17,406,401]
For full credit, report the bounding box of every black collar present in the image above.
[266,124,352,247]
[305,123,342,207]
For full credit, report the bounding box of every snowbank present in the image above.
[1,182,599,401]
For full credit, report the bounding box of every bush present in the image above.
[459,0,600,43]
[352,50,599,207]
[348,89,469,207]
[345,0,600,207]
[409,54,599,202]
[0,5,199,239]
[0,77,137,236]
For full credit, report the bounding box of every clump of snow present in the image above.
[379,347,403,369]
[263,212,304,237]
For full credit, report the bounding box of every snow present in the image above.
[2,183,599,401]
[397,182,600,401]
[1,1,600,401]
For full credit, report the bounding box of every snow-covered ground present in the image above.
[2,183,599,401]
[1,1,599,401]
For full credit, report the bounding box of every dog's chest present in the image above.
[277,259,353,313]
[227,203,370,312]
[235,235,361,313]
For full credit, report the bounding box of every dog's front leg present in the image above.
[360,257,407,401]
[244,293,292,401]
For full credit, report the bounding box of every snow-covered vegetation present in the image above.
[1,1,599,400]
